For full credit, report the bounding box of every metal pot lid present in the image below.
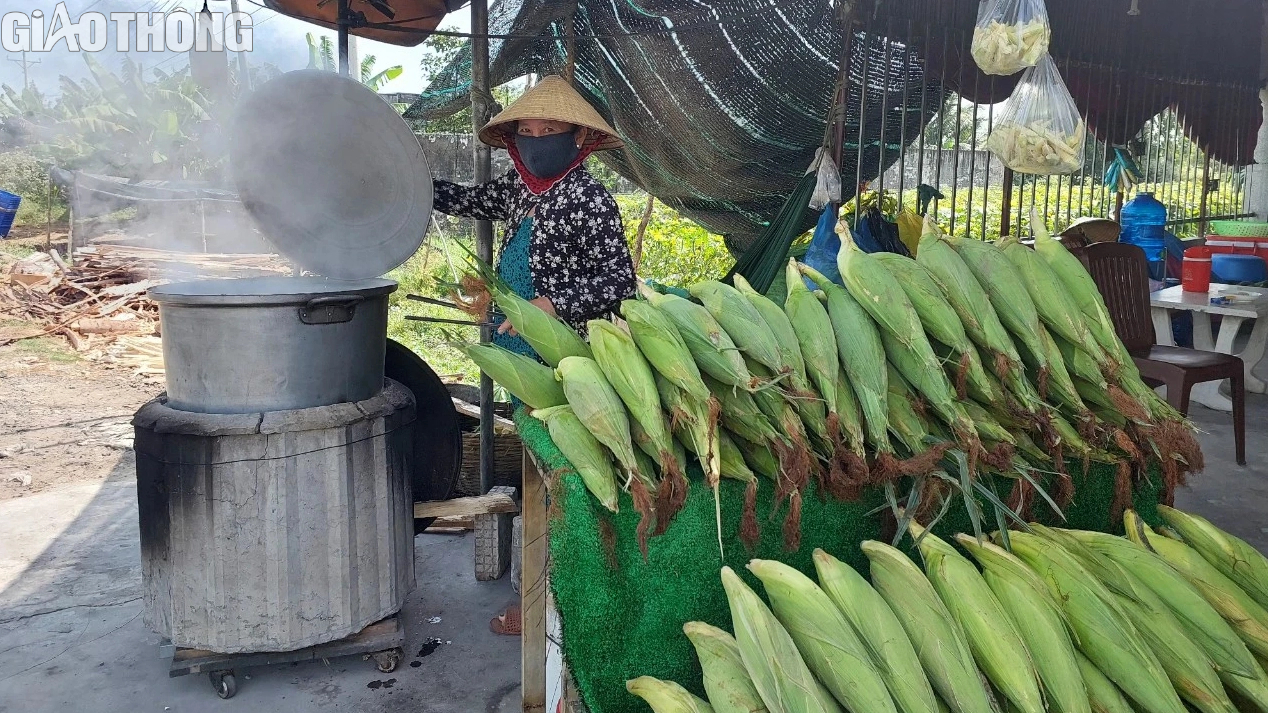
[149,276,397,306]
[229,70,432,280]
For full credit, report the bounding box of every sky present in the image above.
[1,0,471,94]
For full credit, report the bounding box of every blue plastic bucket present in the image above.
[1211,253,1268,284]
[0,189,20,238]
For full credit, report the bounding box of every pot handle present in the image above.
[299,295,364,325]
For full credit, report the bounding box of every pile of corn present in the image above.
[627,506,1268,713]
[449,213,1203,553]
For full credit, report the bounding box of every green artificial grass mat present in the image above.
[514,408,1166,713]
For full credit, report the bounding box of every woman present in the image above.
[433,75,637,361]
[432,77,635,637]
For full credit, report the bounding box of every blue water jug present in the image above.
[1119,192,1168,280]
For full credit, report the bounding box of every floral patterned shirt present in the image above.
[434,168,636,335]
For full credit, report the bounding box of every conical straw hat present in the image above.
[478,76,623,151]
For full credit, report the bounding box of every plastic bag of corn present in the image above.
[971,0,1050,76]
[986,55,1086,175]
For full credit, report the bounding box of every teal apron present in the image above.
[493,218,538,410]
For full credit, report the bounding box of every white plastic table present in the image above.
[1149,284,1268,411]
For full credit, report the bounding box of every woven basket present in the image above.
[1210,220,1268,237]
[454,400,522,496]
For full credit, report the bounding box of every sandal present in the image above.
[489,604,522,636]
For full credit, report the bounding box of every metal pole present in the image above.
[229,0,250,91]
[337,0,350,77]
[471,0,496,496]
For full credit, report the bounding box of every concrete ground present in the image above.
[0,451,520,713]
[0,399,1263,713]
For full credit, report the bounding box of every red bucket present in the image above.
[1182,246,1213,293]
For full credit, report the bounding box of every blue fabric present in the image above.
[494,218,537,361]
[802,206,843,289]
[851,213,884,253]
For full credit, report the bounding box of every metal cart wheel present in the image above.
[371,648,402,673]
[210,670,237,699]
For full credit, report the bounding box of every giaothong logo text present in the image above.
[2,3,253,53]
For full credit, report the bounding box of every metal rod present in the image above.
[1165,212,1256,226]
[405,315,494,327]
[337,0,350,77]
[1001,167,1014,236]
[471,0,496,497]
[876,25,892,200]
[897,22,912,213]
[855,27,871,225]
[229,0,250,91]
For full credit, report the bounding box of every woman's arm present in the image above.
[548,189,636,327]
[433,171,519,221]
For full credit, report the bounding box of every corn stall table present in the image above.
[514,409,1172,713]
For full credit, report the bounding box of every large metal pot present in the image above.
[150,276,396,413]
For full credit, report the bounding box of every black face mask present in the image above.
[515,132,581,179]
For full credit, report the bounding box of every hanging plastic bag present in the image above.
[807,147,842,211]
[986,54,1086,175]
[971,0,1051,76]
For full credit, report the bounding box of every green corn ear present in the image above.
[800,263,893,457]
[915,220,1022,379]
[814,549,940,713]
[451,341,566,409]
[734,274,808,383]
[720,566,842,713]
[1003,531,1186,713]
[638,284,754,391]
[682,622,768,713]
[1001,238,1106,363]
[1125,511,1268,659]
[691,280,785,375]
[749,559,897,713]
[861,541,993,713]
[1060,528,1259,680]
[784,259,840,418]
[957,535,1090,713]
[913,526,1045,713]
[1157,505,1268,611]
[1076,651,1135,713]
[489,287,591,367]
[621,298,712,403]
[532,405,619,512]
[627,676,715,713]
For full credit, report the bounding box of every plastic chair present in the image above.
[1080,242,1245,465]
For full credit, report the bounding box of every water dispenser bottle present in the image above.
[1119,191,1168,280]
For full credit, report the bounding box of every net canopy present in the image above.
[407,0,1263,252]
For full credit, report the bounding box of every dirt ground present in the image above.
[0,322,157,500]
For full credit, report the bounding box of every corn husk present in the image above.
[720,566,842,713]
[748,559,897,713]
[861,540,993,713]
[1157,505,1268,611]
[1003,531,1185,713]
[813,549,939,713]
[627,676,715,713]
[682,622,768,713]
[957,535,1090,713]
[1076,651,1135,713]
[971,19,1050,76]
[912,525,1044,713]
[532,405,619,512]
[450,341,566,409]
[1060,527,1259,680]
[1125,511,1268,659]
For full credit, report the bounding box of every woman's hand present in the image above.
[497,296,556,336]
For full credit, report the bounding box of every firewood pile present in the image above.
[1,245,291,378]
